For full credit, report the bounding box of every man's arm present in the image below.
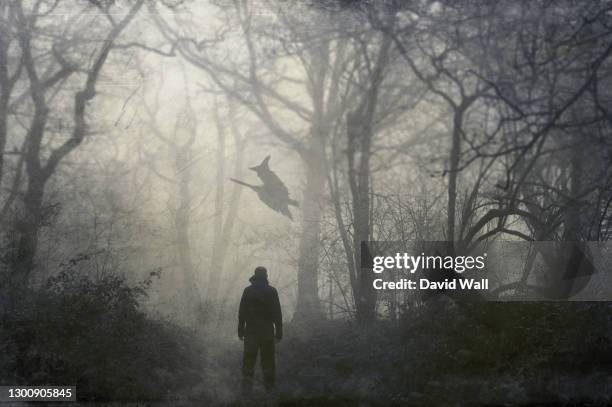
[272,288,282,340]
[238,288,247,339]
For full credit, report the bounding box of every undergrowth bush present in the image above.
[0,265,206,401]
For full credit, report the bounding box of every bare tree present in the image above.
[5,0,144,290]
[206,97,245,316]
[138,76,204,317]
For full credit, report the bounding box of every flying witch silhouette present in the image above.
[231,156,299,220]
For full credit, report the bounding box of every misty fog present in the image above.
[2,0,612,404]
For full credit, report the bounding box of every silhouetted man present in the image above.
[238,266,282,395]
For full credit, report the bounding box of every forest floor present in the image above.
[4,304,612,406]
[189,304,612,406]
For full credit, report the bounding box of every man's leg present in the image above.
[260,337,276,392]
[242,336,258,396]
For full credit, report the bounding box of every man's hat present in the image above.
[254,266,267,278]
[250,266,268,284]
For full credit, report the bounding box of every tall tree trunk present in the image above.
[13,95,48,287]
[0,35,9,187]
[214,110,245,326]
[294,138,325,321]
[206,112,226,311]
[566,134,583,240]
[347,110,376,324]
[14,173,45,287]
[0,2,18,192]
[447,109,464,243]
[174,148,200,316]
[346,29,392,325]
